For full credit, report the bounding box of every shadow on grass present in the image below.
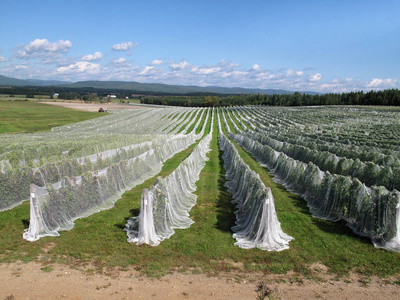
[215,148,236,233]
[114,208,140,230]
[21,219,30,229]
[311,217,372,245]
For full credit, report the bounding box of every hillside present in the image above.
[0,74,318,95]
[59,80,310,95]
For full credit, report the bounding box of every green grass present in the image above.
[185,109,204,134]
[0,104,400,280]
[168,110,193,133]
[0,97,99,134]
[227,109,244,131]
[195,109,209,134]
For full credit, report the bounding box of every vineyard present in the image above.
[1,103,400,277]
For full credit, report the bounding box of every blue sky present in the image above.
[0,0,399,93]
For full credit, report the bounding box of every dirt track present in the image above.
[1,261,399,300]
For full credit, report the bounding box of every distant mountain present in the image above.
[59,80,319,95]
[28,79,71,86]
[0,75,70,86]
[0,75,35,86]
[0,74,319,95]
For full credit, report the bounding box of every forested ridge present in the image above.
[141,89,400,107]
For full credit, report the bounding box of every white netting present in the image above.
[1,108,192,212]
[217,114,293,251]
[230,128,400,252]
[23,133,200,241]
[17,107,210,241]
[125,110,213,246]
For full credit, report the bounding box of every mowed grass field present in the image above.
[0,99,400,282]
[0,95,99,133]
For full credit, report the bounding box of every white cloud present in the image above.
[57,61,100,74]
[170,61,191,70]
[367,78,397,88]
[286,69,304,77]
[191,66,221,75]
[82,52,103,61]
[16,39,72,58]
[112,42,139,51]
[286,69,295,76]
[218,60,240,69]
[225,70,248,77]
[5,43,399,93]
[140,66,157,75]
[114,57,127,64]
[16,65,28,70]
[308,73,322,82]
[318,78,359,93]
[151,59,163,65]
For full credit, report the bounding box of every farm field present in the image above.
[0,95,101,134]
[0,100,400,299]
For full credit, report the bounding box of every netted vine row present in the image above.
[14,107,210,241]
[125,110,213,246]
[236,106,400,162]
[217,113,293,251]
[239,128,400,191]
[229,130,400,252]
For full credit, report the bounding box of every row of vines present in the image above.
[1,104,399,253]
[221,105,400,252]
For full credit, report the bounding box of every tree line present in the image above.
[140,89,400,107]
[2,85,399,107]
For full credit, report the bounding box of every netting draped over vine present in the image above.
[229,128,400,252]
[217,113,293,251]
[24,134,199,241]
[125,110,213,246]
[1,108,191,212]
[11,107,211,241]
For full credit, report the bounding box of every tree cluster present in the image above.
[141,89,400,107]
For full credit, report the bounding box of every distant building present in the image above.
[53,93,59,98]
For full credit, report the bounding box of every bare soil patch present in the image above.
[1,262,399,299]
[40,101,150,112]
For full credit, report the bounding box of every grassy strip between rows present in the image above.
[232,109,253,131]
[227,108,245,132]
[167,109,191,133]
[185,109,204,134]
[0,103,399,281]
[171,109,194,134]
[195,109,209,135]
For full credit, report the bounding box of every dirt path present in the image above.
[1,261,399,300]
